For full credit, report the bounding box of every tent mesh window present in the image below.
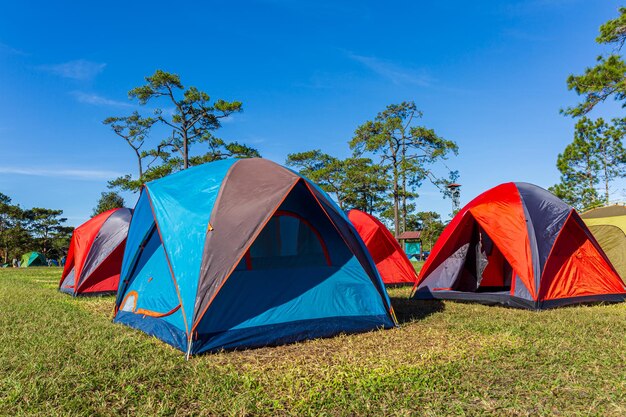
[239,211,330,270]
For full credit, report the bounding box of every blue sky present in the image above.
[0,1,624,226]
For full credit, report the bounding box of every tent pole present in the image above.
[185,337,193,360]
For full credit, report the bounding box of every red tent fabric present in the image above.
[59,208,132,296]
[348,209,417,285]
[412,182,626,309]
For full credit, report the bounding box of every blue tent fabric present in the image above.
[116,226,186,332]
[302,179,394,313]
[115,311,188,351]
[115,191,157,307]
[193,315,391,354]
[147,159,236,330]
[113,158,396,355]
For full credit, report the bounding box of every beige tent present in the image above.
[581,205,626,279]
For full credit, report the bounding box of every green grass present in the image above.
[1,268,625,416]
[411,260,425,275]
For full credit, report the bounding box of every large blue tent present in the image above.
[114,158,396,356]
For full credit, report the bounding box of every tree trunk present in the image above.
[604,147,610,205]
[390,142,400,238]
[605,172,610,204]
[586,153,594,203]
[135,148,143,179]
[401,137,407,233]
[183,133,189,169]
[393,172,399,237]
[401,182,406,233]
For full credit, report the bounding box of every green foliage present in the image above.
[286,150,344,198]
[551,117,626,210]
[129,70,244,170]
[106,70,259,192]
[186,138,260,166]
[342,157,390,214]
[0,193,29,262]
[2,269,625,416]
[0,193,72,262]
[406,211,445,250]
[564,7,626,116]
[286,102,458,229]
[597,6,626,46]
[564,55,626,117]
[48,226,73,261]
[25,208,71,258]
[350,101,458,236]
[286,150,389,213]
[92,192,125,216]
[106,174,141,193]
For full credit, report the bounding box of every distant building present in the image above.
[397,231,422,259]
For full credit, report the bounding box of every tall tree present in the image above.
[129,70,245,170]
[563,7,626,116]
[47,226,74,260]
[342,157,390,214]
[0,193,15,262]
[93,191,126,216]
[550,117,626,210]
[107,70,260,192]
[25,208,68,256]
[0,193,29,262]
[286,150,389,212]
[350,102,458,236]
[0,194,74,262]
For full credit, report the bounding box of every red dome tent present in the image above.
[348,209,417,285]
[412,183,626,309]
[59,208,132,296]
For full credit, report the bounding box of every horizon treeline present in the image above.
[0,192,72,263]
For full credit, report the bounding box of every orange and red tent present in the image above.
[348,209,417,285]
[412,182,626,309]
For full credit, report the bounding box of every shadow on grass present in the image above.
[390,297,445,324]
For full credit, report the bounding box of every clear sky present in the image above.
[0,1,624,226]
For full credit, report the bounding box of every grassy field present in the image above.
[1,267,625,416]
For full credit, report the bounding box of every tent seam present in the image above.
[191,177,301,334]
[145,186,191,341]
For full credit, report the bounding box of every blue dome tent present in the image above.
[114,158,396,356]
